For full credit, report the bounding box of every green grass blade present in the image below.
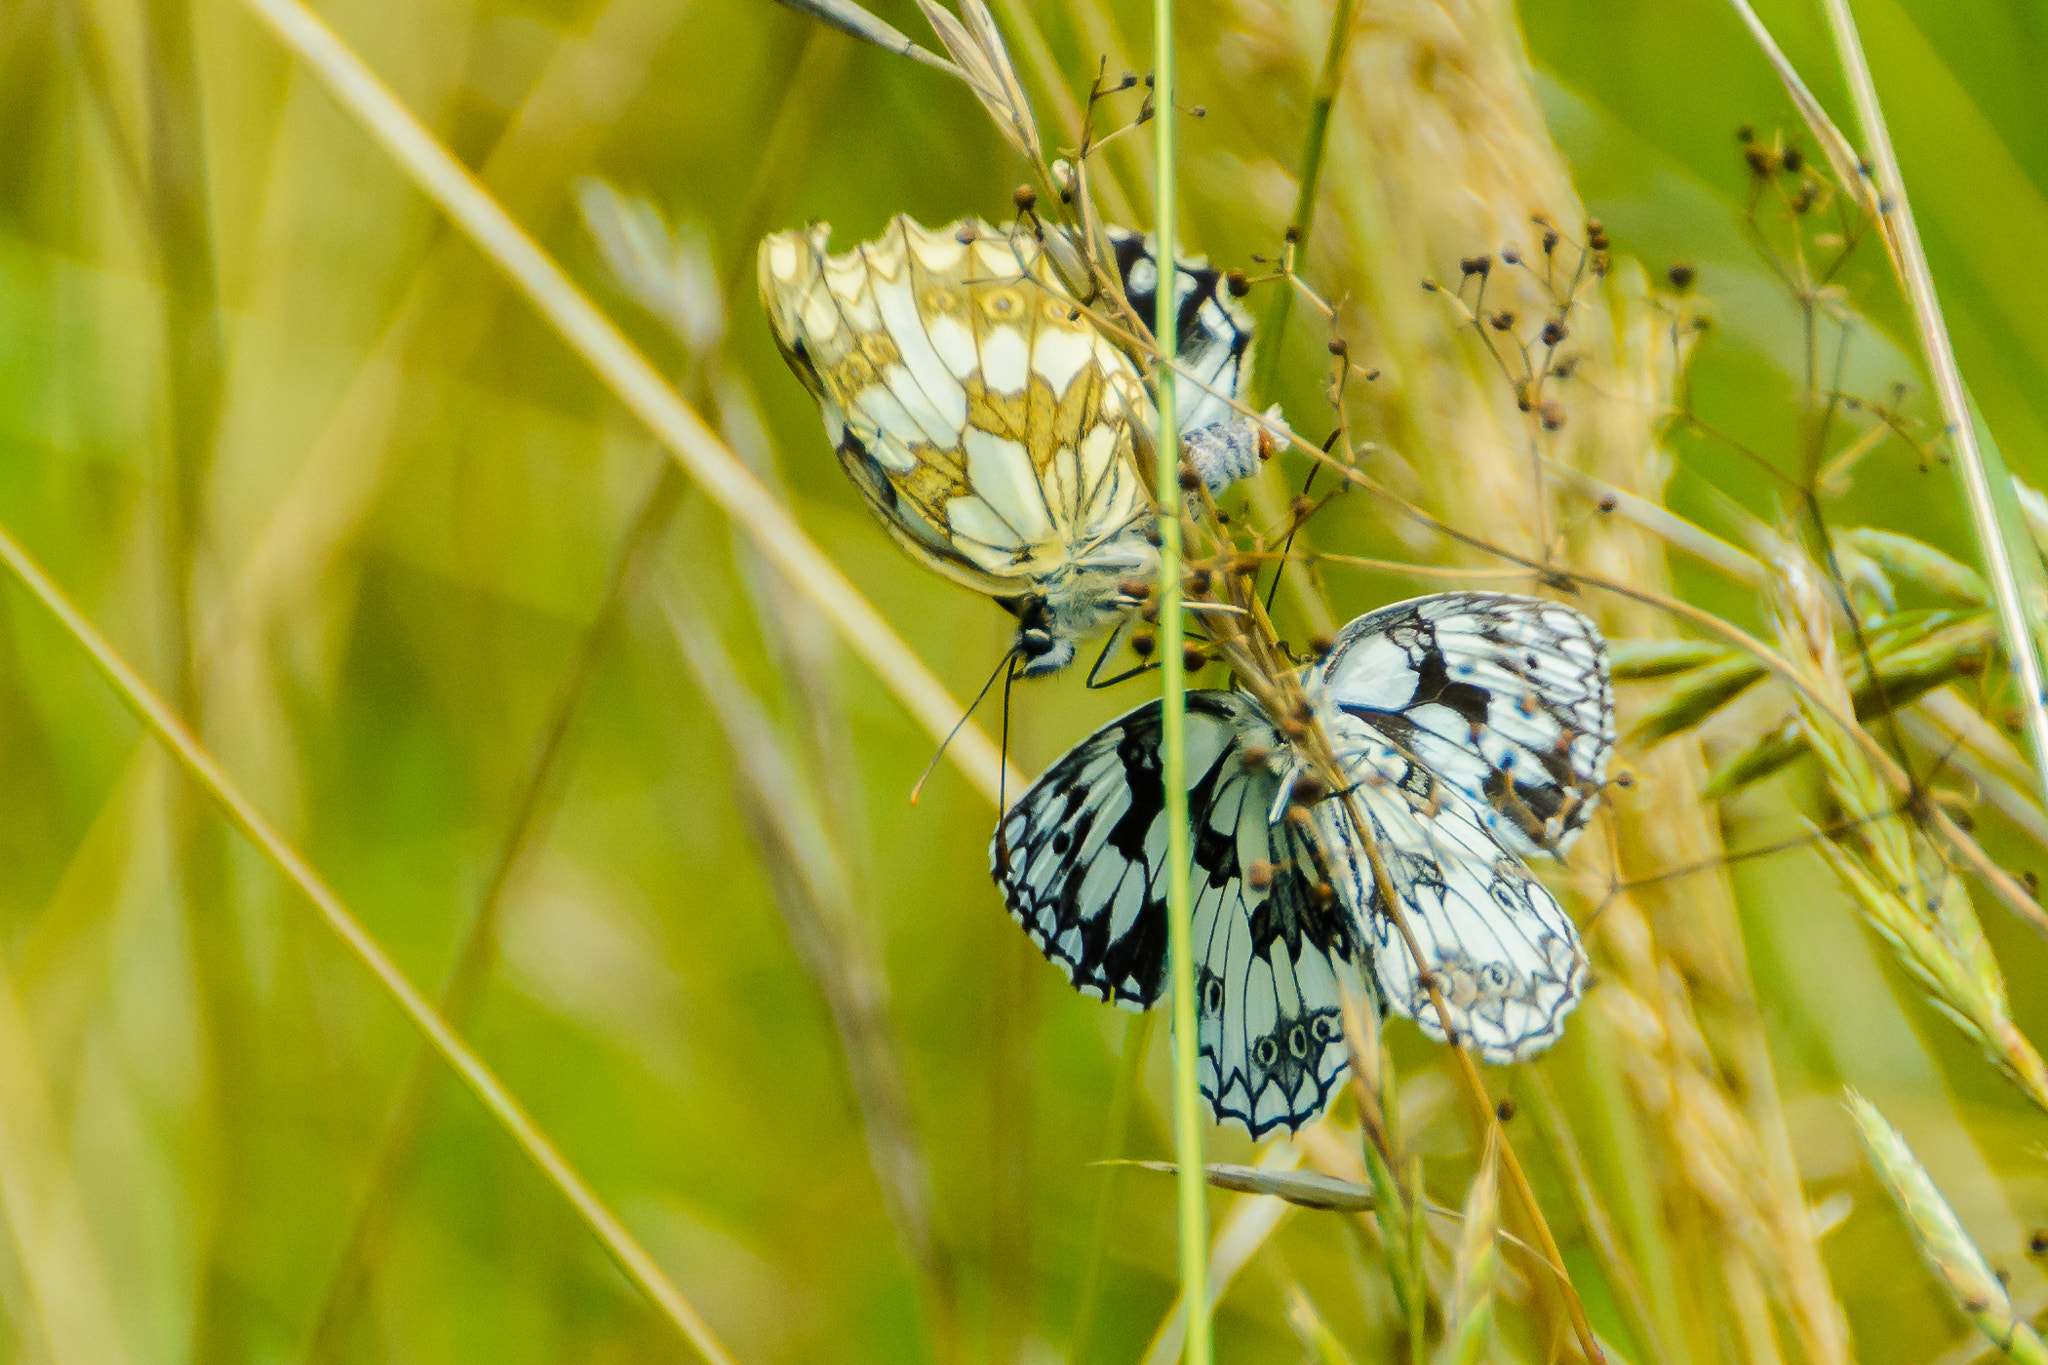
[0,522,740,1365]
[1151,1,1210,1360]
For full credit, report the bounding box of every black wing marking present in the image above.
[1107,227,1254,437]
[992,692,1372,1135]
[1319,592,1614,859]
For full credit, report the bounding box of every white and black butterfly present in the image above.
[758,215,1269,677]
[992,593,1614,1135]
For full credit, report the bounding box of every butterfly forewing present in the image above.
[1320,593,1614,859]
[993,692,1371,1136]
[1106,227,1254,435]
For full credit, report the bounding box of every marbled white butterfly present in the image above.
[758,215,1268,676]
[992,593,1613,1135]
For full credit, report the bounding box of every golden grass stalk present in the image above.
[0,522,738,1365]
[232,0,1021,812]
[1221,0,1851,1355]
[1846,1090,2048,1365]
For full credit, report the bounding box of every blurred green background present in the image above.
[5,0,2048,1360]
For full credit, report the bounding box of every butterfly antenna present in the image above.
[1263,430,1339,616]
[910,648,1017,806]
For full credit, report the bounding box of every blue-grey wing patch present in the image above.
[992,691,1371,1135]
[1318,592,1614,859]
[1106,226,1255,438]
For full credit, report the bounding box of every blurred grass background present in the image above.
[6,0,2048,1360]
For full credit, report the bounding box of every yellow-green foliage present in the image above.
[6,0,2048,1362]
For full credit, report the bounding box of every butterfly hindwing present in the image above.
[1321,718,1588,1062]
[759,216,1154,595]
[993,692,1370,1135]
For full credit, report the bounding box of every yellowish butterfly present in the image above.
[759,214,1267,677]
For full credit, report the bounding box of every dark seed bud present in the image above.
[1246,860,1274,890]
[1190,104,1206,118]
[1281,717,1309,742]
[1284,224,1301,244]
[1013,183,1037,212]
[1309,631,1337,659]
[1183,643,1208,670]
[1490,310,1516,331]
[1291,495,1314,520]
[1131,630,1156,658]
[1500,247,1521,265]
[1541,229,1560,253]
[1290,773,1326,804]
[1496,1098,1517,1122]
[1179,464,1202,490]
[1598,493,1618,513]
[1120,71,1138,89]
[1541,320,1568,346]
[1308,881,1336,910]
[1615,771,1636,789]
[1538,401,1567,431]
[1118,578,1152,601]
[1240,744,1270,771]
[1184,567,1212,595]
[1285,804,1315,830]
[1460,254,1491,276]
[1144,524,1164,547]
[2025,871,2040,899]
[2029,1227,2048,1255]
[1781,146,1805,173]
[1745,146,1775,176]
[1233,554,1262,577]
[1328,336,1348,356]
[1737,124,1756,144]
[1667,262,1697,290]
[1226,269,1250,297]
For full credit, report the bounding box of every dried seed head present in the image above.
[1184,567,1212,595]
[1668,262,1697,290]
[1460,254,1492,277]
[1490,310,1516,331]
[1246,859,1274,890]
[1538,401,1567,431]
[1782,146,1805,173]
[1327,336,1348,357]
[1291,494,1315,521]
[1240,743,1270,772]
[1500,246,1521,265]
[1290,773,1326,804]
[1541,319,1568,346]
[1130,630,1156,658]
[1118,578,1153,601]
[1309,631,1337,659]
[1496,1098,1516,1122]
[1179,463,1201,490]
[1285,804,1315,830]
[1283,224,1301,244]
[1737,124,1756,143]
[1598,493,1619,513]
[1012,183,1037,213]
[1183,642,1208,670]
[2030,1228,2048,1255]
[1226,269,1250,297]
[1281,717,1309,742]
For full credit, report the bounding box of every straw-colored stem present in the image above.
[0,521,738,1365]
[231,0,1020,811]
[1152,2,1209,1360]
